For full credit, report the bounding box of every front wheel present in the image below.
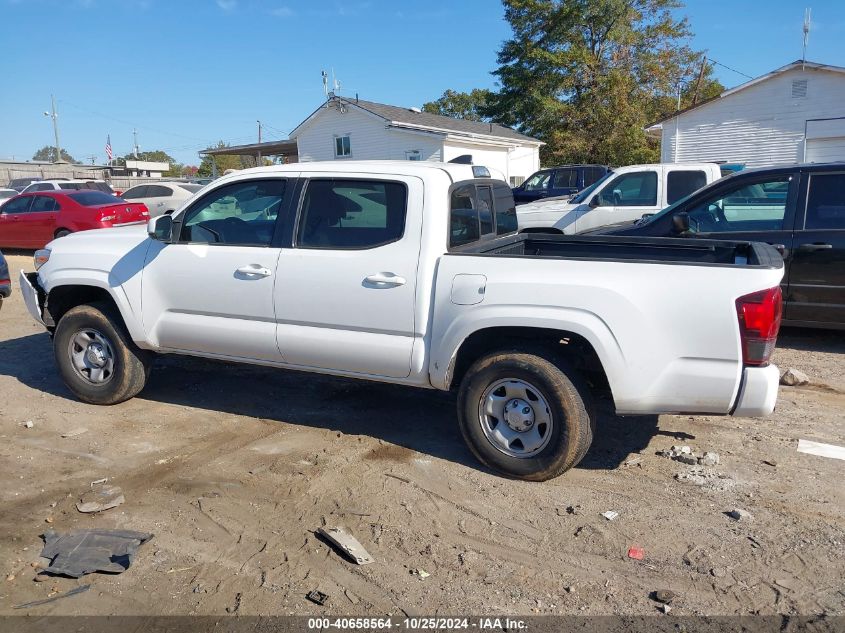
[457,351,594,481]
[53,302,151,405]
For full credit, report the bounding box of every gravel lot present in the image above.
[0,251,843,618]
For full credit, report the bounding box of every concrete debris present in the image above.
[651,589,676,604]
[660,604,672,614]
[726,508,753,522]
[699,451,720,467]
[23,421,34,429]
[780,368,810,386]
[410,568,430,579]
[658,446,697,465]
[710,567,727,578]
[601,511,619,521]
[674,468,736,491]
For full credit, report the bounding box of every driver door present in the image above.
[141,176,296,361]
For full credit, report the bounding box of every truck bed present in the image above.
[454,233,783,268]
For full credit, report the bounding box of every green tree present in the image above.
[485,0,721,166]
[32,146,77,163]
[196,141,270,177]
[423,89,494,121]
[120,150,183,177]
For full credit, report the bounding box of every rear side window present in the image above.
[494,183,518,234]
[121,186,147,199]
[31,196,59,212]
[584,167,606,186]
[805,173,845,230]
[450,182,517,247]
[59,183,83,190]
[29,183,53,192]
[667,170,707,204]
[553,169,577,189]
[147,185,172,197]
[450,185,480,248]
[68,191,121,206]
[297,179,407,249]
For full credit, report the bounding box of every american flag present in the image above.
[105,135,113,162]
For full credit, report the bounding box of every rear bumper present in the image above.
[731,364,779,417]
[20,270,46,326]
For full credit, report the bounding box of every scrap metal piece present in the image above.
[317,526,374,565]
[306,590,329,605]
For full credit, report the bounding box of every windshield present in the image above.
[178,184,203,193]
[570,171,614,203]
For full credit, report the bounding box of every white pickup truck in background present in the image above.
[21,161,784,480]
[517,162,723,234]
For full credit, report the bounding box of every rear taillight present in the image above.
[736,286,782,366]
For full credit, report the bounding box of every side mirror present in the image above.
[147,214,173,242]
[588,196,601,208]
[672,211,690,233]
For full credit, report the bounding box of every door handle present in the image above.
[236,265,272,277]
[797,243,833,252]
[365,273,406,286]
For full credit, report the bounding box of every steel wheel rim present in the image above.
[67,328,116,385]
[478,378,554,458]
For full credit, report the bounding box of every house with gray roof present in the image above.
[290,96,543,185]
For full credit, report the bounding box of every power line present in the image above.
[707,58,754,80]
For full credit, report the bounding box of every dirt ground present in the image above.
[0,251,843,618]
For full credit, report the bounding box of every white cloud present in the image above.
[216,0,236,11]
[271,6,293,17]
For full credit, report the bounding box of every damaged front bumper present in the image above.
[20,270,47,327]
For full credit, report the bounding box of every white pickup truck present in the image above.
[517,162,723,234]
[21,161,784,481]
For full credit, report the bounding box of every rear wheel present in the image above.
[54,229,71,238]
[457,350,594,481]
[53,302,151,405]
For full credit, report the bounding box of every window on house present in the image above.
[334,134,351,158]
[405,150,422,161]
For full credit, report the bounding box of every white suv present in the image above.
[21,179,117,196]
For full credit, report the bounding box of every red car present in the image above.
[0,191,149,249]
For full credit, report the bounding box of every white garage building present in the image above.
[647,60,845,167]
[291,96,542,185]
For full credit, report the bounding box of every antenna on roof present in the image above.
[322,70,329,104]
[802,7,812,68]
[332,68,341,95]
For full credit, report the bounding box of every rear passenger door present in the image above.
[550,168,578,197]
[273,175,423,379]
[785,171,845,325]
[665,168,708,206]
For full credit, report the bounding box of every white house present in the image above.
[647,60,845,168]
[290,96,543,185]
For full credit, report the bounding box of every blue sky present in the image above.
[1,0,843,166]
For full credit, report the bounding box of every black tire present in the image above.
[54,229,71,239]
[457,350,594,481]
[53,302,152,405]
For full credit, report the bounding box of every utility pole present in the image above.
[43,94,62,163]
[257,120,262,166]
[132,128,139,158]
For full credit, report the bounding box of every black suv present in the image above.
[585,163,845,329]
[512,164,609,204]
